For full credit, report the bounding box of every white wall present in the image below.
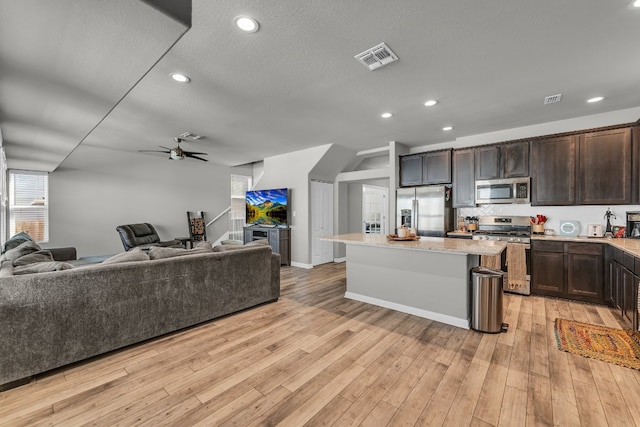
[258,144,333,267]
[48,145,233,257]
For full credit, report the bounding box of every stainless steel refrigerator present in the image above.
[396,185,454,237]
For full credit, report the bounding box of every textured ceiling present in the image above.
[2,0,640,171]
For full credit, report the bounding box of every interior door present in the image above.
[362,185,388,234]
[311,180,334,266]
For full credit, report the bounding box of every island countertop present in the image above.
[322,233,506,257]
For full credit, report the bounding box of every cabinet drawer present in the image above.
[615,248,624,263]
[566,242,603,256]
[623,252,635,270]
[532,240,564,252]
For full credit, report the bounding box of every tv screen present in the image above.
[245,188,288,226]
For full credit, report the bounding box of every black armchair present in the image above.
[115,223,182,251]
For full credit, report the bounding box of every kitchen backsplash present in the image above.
[458,204,640,236]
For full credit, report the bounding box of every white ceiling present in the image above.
[2,0,640,171]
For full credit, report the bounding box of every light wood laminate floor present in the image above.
[2,262,640,426]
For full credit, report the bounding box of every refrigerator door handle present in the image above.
[412,199,418,229]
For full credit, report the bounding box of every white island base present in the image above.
[323,233,506,329]
[345,244,478,329]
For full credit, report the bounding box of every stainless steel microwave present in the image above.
[475,177,530,204]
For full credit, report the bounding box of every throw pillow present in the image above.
[101,247,150,264]
[2,231,33,253]
[245,239,270,247]
[194,241,213,250]
[4,240,42,263]
[13,261,74,275]
[149,245,212,260]
[13,250,54,266]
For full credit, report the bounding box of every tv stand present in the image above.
[243,226,290,265]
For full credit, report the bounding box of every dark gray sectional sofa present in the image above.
[0,244,280,390]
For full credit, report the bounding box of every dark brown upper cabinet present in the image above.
[578,127,631,205]
[531,135,576,206]
[423,149,452,184]
[399,154,423,186]
[400,150,452,187]
[452,148,475,207]
[475,141,529,180]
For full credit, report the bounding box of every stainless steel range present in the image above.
[472,216,531,295]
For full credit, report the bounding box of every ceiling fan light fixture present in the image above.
[170,73,190,83]
[234,15,259,33]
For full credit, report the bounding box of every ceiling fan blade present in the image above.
[139,149,171,154]
[183,150,208,155]
[158,146,173,151]
[186,154,208,162]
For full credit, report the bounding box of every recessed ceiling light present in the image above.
[631,0,640,8]
[170,73,190,83]
[381,112,393,118]
[443,126,453,131]
[587,96,605,103]
[234,15,260,33]
[424,100,438,107]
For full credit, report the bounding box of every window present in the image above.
[0,148,6,246]
[230,174,252,241]
[9,171,49,243]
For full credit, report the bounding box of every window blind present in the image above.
[9,171,49,243]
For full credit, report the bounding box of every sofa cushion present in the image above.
[3,240,42,263]
[0,260,14,277]
[2,232,32,253]
[102,247,150,265]
[148,245,212,260]
[13,261,74,275]
[13,250,54,266]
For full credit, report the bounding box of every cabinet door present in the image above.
[502,141,529,178]
[610,261,623,310]
[423,149,452,184]
[268,229,280,254]
[578,127,631,205]
[452,149,475,207]
[400,155,423,186]
[475,145,500,180]
[566,243,604,303]
[531,135,576,206]
[622,267,635,326]
[531,248,565,296]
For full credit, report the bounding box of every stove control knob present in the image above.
[515,238,521,243]
[496,237,502,241]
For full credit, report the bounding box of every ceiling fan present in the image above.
[139,137,208,162]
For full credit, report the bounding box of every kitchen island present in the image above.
[322,233,506,329]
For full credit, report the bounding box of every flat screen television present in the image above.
[245,188,289,226]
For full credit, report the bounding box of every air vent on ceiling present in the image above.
[354,42,399,71]
[544,94,562,105]
[179,131,203,140]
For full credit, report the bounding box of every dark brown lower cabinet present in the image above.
[531,240,605,304]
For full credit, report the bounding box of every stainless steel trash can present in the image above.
[471,266,505,333]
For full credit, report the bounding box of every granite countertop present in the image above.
[531,234,640,257]
[322,233,506,257]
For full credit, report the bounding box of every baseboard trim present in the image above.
[333,257,346,263]
[291,261,313,269]
[344,292,470,329]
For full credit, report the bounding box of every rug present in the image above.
[554,318,640,370]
